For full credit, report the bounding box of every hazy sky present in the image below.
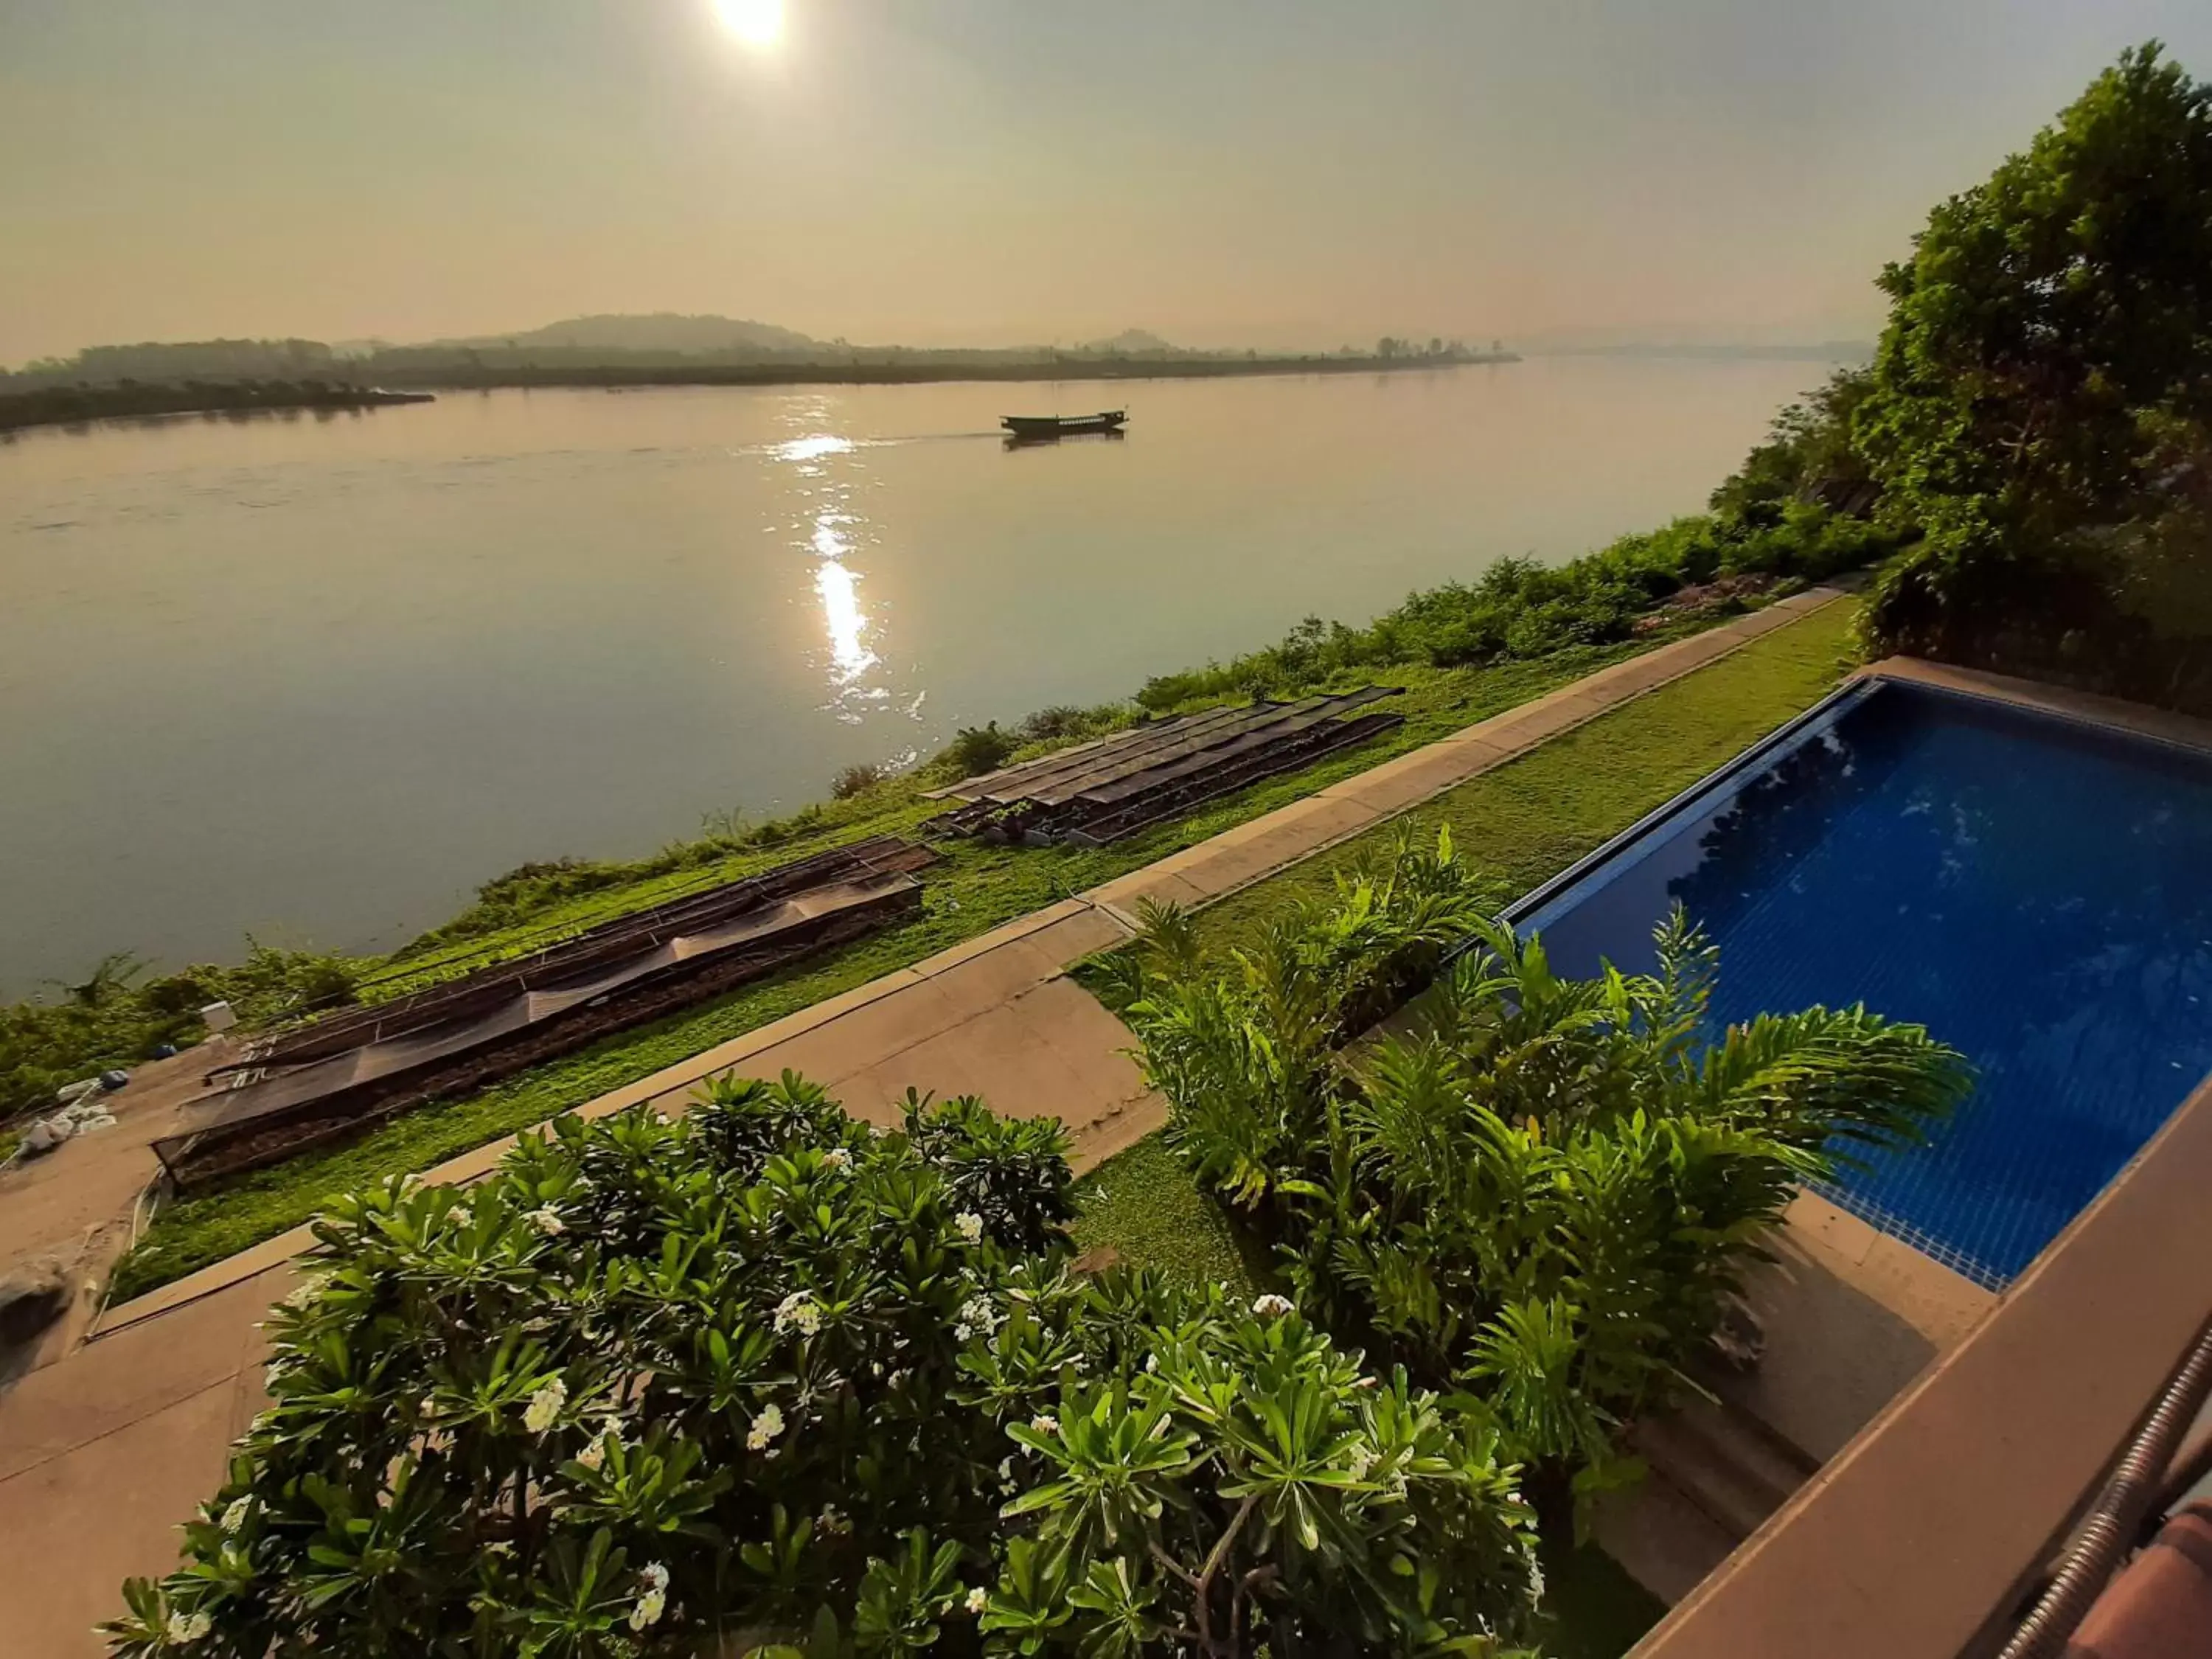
[4,0,2211,364]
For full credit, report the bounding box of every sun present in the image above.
[714,0,784,48]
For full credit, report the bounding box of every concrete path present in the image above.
[0,589,1841,1655]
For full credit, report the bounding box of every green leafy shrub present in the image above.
[1131,498,1891,713]
[1014,704,1132,746]
[832,762,891,800]
[943,723,1020,780]
[1,944,358,1118]
[1116,830,1970,1526]
[108,1074,1544,1658]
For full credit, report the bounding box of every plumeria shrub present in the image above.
[1118,833,1972,1520]
[108,1074,1544,1658]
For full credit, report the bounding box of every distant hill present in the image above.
[439,313,824,355]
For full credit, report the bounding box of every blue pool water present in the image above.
[1516,678,2212,1288]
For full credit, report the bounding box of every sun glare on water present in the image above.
[714,0,784,48]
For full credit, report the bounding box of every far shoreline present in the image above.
[0,352,1520,436]
[369,349,1521,393]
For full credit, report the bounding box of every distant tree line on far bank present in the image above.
[0,379,425,433]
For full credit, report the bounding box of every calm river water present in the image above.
[0,358,1830,996]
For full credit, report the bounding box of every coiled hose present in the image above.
[1994,1316,2212,1659]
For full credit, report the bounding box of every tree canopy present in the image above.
[1858,43,2212,688]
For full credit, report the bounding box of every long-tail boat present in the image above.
[1000,409,1127,441]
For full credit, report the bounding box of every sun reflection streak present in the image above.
[813,538,879,689]
[777,434,854,464]
[765,409,911,727]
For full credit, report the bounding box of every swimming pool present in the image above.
[1511,675,2212,1289]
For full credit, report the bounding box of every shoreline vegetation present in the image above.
[0,380,432,434]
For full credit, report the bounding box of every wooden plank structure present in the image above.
[155,836,937,1187]
[922,688,1404,846]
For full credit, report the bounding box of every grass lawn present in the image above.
[1069,1136,1266,1295]
[112,630,1732,1302]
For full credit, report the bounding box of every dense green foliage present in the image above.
[110,1079,1545,1658]
[1111,832,1969,1527]
[0,946,355,1119]
[1857,44,2212,706]
[1134,505,1883,714]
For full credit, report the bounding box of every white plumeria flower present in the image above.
[523,1377,568,1434]
[964,1587,989,1615]
[526,1206,565,1237]
[746,1402,786,1450]
[953,1324,973,1342]
[220,1496,252,1532]
[446,1204,470,1227]
[773,1293,822,1337]
[998,1456,1014,1480]
[1345,1447,1375,1481]
[953,1211,984,1244]
[1144,1354,1159,1374]
[165,1608,213,1644]
[822,1147,852,1171]
[628,1588,667,1631]
[1251,1293,1296,1319]
[1029,1413,1059,1436]
[640,1562,669,1593]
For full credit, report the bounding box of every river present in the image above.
[0,356,1834,997]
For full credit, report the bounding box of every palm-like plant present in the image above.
[1119,830,1972,1523]
[1118,826,1498,1207]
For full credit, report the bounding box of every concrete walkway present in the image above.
[0,589,1840,1655]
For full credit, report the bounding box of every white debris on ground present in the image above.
[7,1077,127,1163]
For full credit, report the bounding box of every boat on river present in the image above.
[1000,410,1127,442]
